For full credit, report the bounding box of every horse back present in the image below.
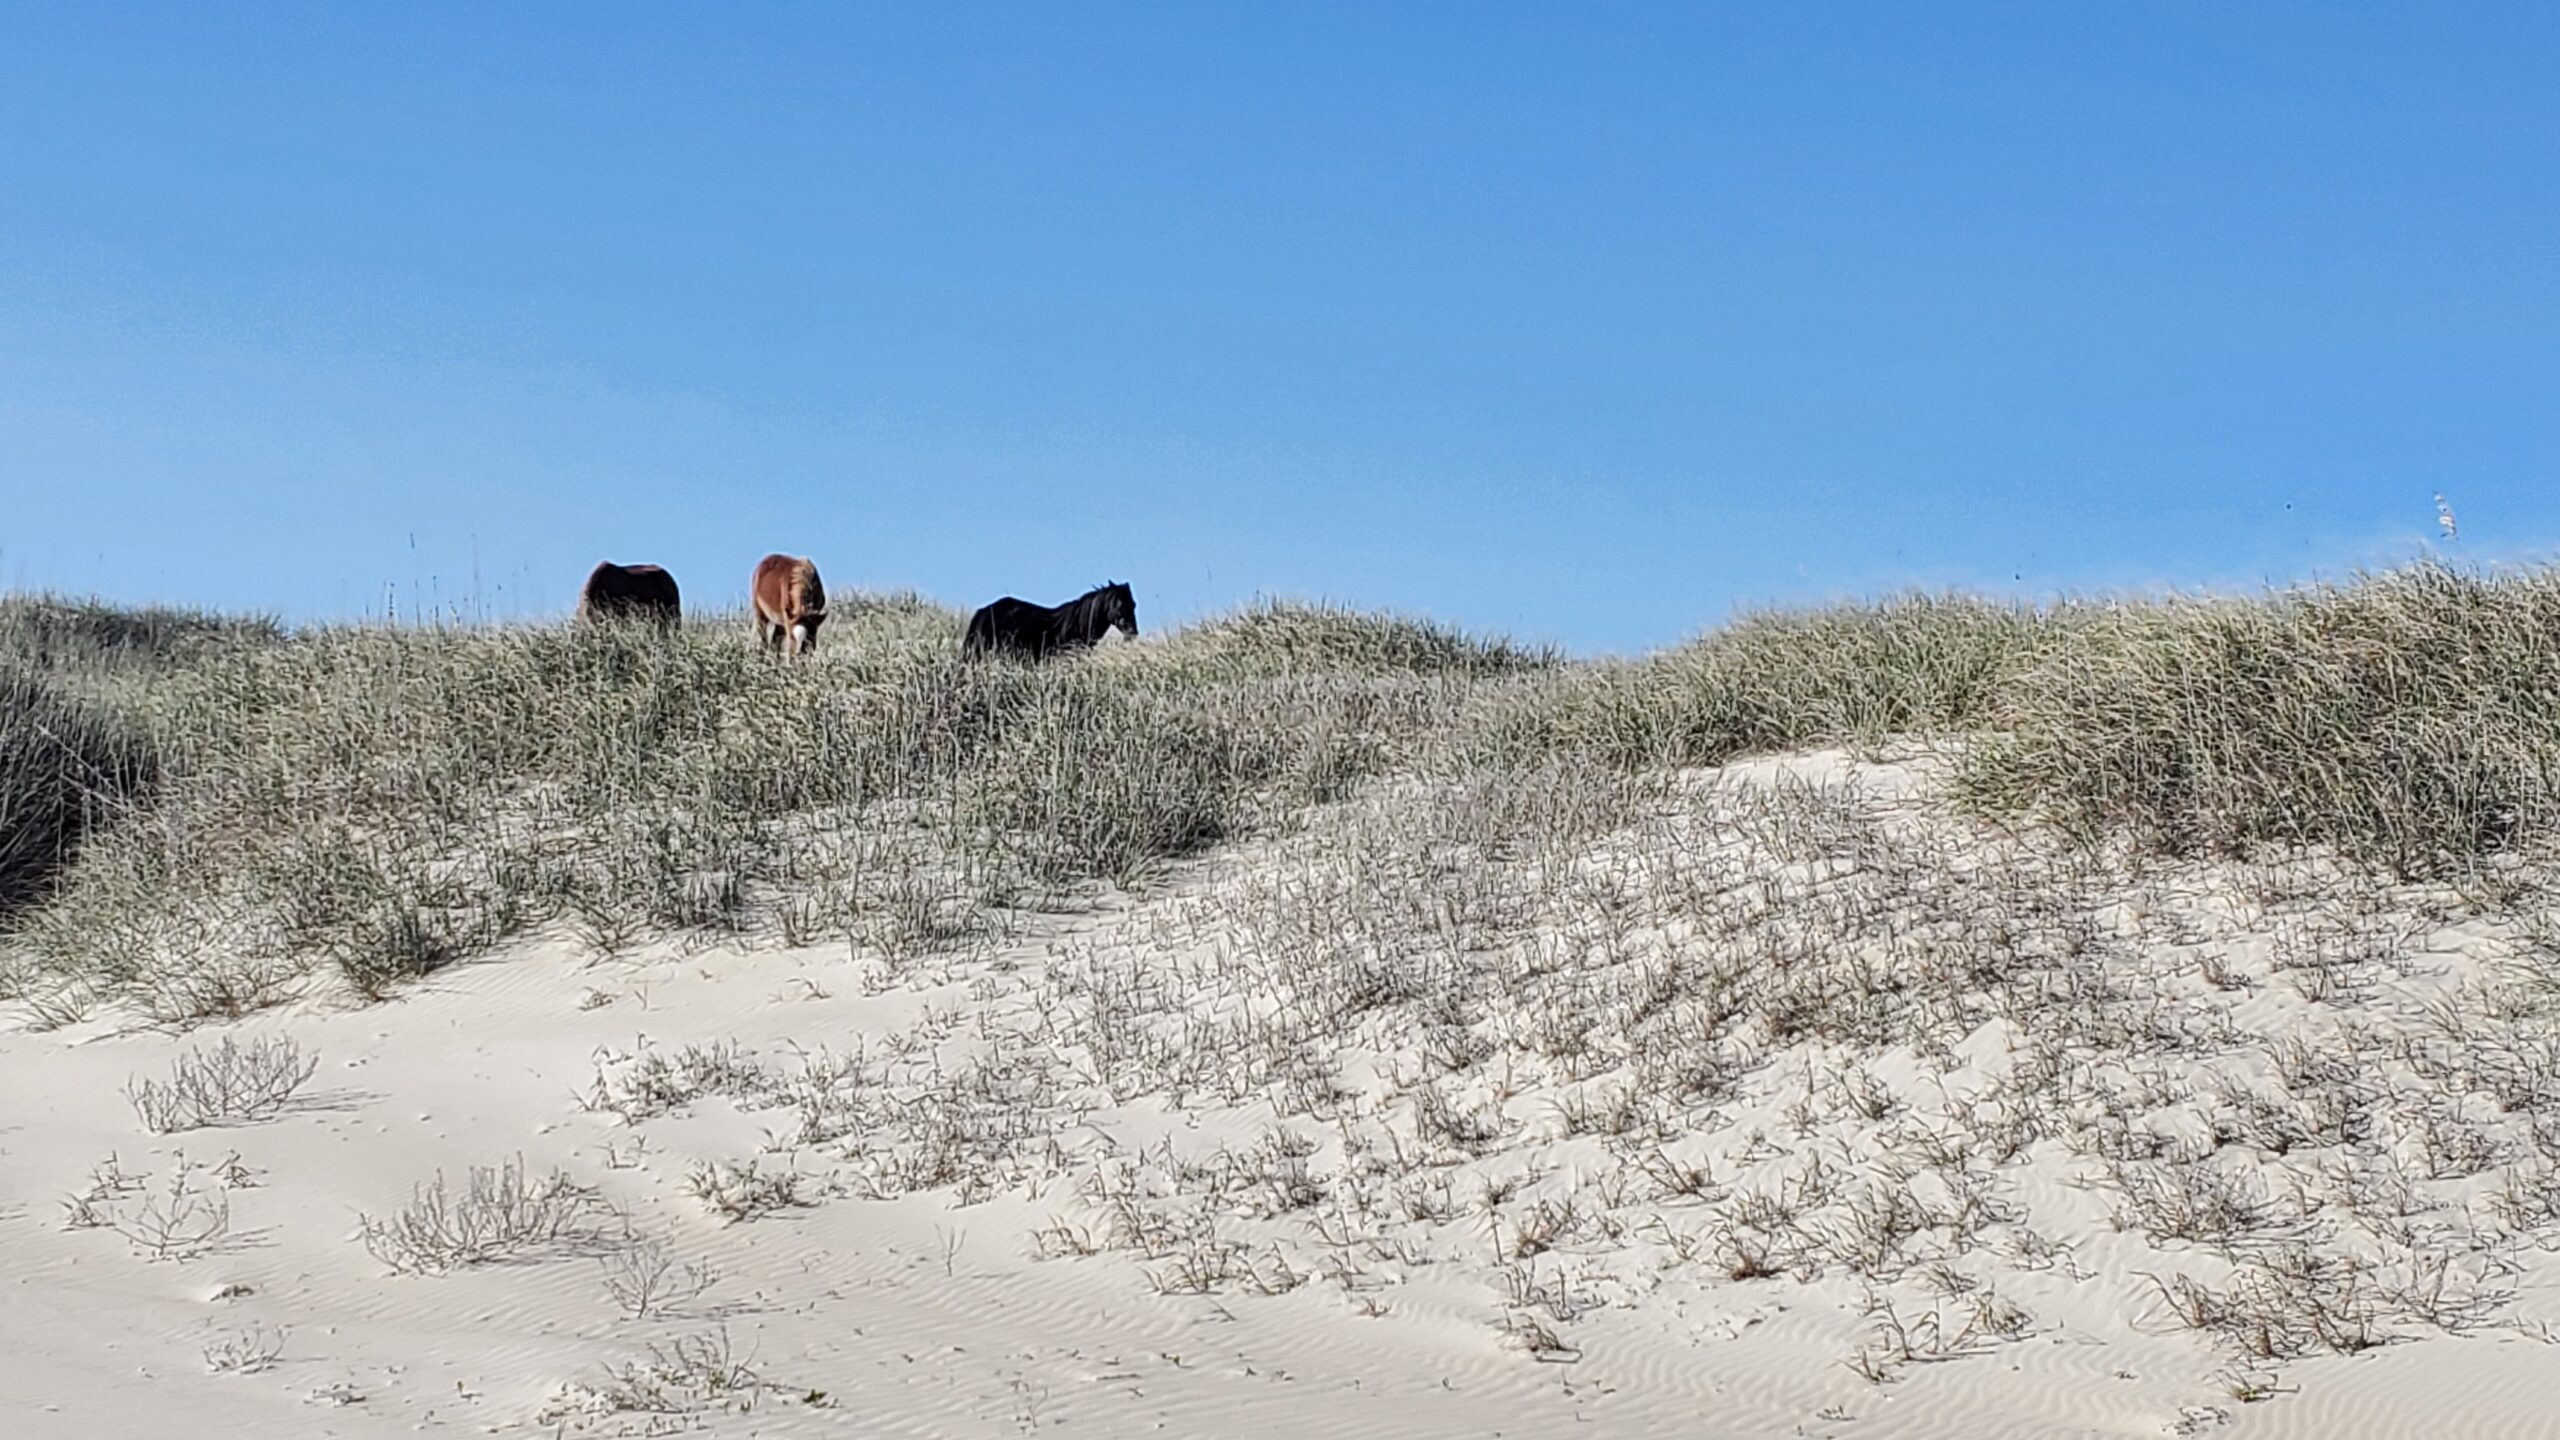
[751,554,823,622]
[963,597,1044,657]
[581,561,681,623]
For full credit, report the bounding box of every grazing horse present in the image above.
[962,582,1137,660]
[577,562,682,629]
[750,554,828,658]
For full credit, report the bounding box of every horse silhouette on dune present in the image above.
[751,554,828,659]
[962,582,1137,661]
[577,562,682,629]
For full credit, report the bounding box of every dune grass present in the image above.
[1457,593,2053,771]
[1955,564,2560,873]
[0,670,159,923]
[14,569,2560,1389]
[1156,598,1561,677]
[0,593,282,670]
[4,562,2557,1019]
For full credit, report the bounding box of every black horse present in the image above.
[962,582,1138,660]
[577,561,682,630]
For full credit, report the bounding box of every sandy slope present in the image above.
[6,753,2560,1439]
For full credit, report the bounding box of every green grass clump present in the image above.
[1161,599,1560,677]
[1463,593,2052,769]
[0,593,281,672]
[1957,563,2560,874]
[0,670,158,922]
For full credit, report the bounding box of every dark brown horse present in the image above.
[962,582,1136,661]
[750,554,828,658]
[577,562,682,629]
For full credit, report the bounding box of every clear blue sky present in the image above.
[3,4,2554,653]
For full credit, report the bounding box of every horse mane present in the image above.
[1034,584,1112,644]
[1060,586,1109,629]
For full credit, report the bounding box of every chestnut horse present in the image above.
[750,554,828,658]
[577,562,682,629]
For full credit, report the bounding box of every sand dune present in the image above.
[7,751,2559,1438]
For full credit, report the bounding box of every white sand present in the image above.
[7,752,2559,1439]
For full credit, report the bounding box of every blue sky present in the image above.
[2,4,2554,653]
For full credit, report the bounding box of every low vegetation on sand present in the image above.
[11,562,2560,1415]
[4,563,2558,1019]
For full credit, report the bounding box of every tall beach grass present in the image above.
[5,561,2555,1019]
